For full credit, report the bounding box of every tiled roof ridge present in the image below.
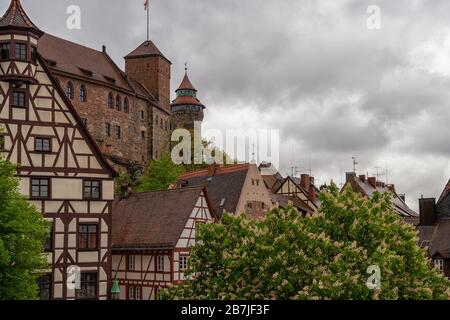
[178,164,250,179]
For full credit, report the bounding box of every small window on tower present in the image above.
[0,43,10,60]
[141,131,145,139]
[114,125,121,139]
[66,82,74,99]
[108,93,114,109]
[14,43,27,60]
[80,85,87,102]
[124,98,129,113]
[116,95,121,111]
[105,123,111,137]
[11,91,26,108]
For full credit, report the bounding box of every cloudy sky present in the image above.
[6,0,450,210]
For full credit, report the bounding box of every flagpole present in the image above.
[146,4,149,42]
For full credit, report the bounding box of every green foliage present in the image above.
[0,157,50,300]
[114,172,132,194]
[134,154,185,192]
[161,184,450,300]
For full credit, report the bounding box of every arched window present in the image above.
[116,95,121,111]
[80,85,86,102]
[108,93,113,109]
[66,82,73,99]
[123,98,129,113]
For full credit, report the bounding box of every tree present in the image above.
[0,156,50,300]
[161,184,450,300]
[134,154,185,192]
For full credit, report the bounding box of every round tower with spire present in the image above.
[0,0,43,84]
[170,66,205,131]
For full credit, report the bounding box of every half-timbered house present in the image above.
[111,186,214,300]
[0,0,116,300]
[273,175,319,214]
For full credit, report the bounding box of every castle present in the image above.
[34,8,206,174]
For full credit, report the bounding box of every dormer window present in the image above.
[0,43,9,60]
[14,43,27,60]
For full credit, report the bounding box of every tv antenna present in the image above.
[352,156,358,172]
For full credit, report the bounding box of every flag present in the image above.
[144,0,149,10]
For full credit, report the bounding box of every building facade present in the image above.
[0,0,116,299]
[111,187,214,299]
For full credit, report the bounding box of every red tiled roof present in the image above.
[38,33,131,91]
[112,186,207,250]
[124,40,170,63]
[179,164,249,180]
[171,95,204,107]
[0,0,41,34]
[177,73,196,91]
[418,219,450,258]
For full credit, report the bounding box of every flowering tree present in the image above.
[161,184,450,300]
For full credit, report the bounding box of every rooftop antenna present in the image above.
[185,61,188,73]
[251,143,256,162]
[352,156,358,173]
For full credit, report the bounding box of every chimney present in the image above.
[419,198,436,226]
[120,183,132,200]
[345,172,356,183]
[359,175,366,183]
[310,176,315,186]
[102,45,106,53]
[301,174,310,189]
[309,184,317,203]
[207,164,220,177]
[368,177,376,188]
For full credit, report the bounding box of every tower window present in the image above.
[114,125,121,139]
[108,93,114,109]
[14,43,27,60]
[116,95,121,111]
[11,91,26,108]
[66,82,74,99]
[141,131,145,139]
[31,46,37,64]
[0,43,9,60]
[80,85,87,102]
[141,110,145,120]
[105,123,111,137]
[124,98,129,113]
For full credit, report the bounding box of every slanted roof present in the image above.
[270,193,313,214]
[0,0,42,35]
[437,179,450,204]
[177,73,197,91]
[177,164,250,218]
[259,162,284,193]
[171,72,205,108]
[345,175,418,217]
[124,40,170,63]
[112,187,207,250]
[418,219,450,258]
[38,33,131,91]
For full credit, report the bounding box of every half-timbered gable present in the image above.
[111,186,214,300]
[0,0,116,300]
[274,176,319,214]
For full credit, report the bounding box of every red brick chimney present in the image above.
[301,174,310,189]
[359,175,366,183]
[309,184,317,203]
[368,177,376,188]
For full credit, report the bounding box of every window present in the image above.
[180,256,189,271]
[116,95,121,111]
[83,180,101,199]
[128,255,136,271]
[44,224,53,252]
[141,110,145,120]
[105,123,111,137]
[128,286,141,300]
[66,82,73,99]
[114,125,121,140]
[141,131,145,139]
[156,255,164,272]
[160,118,163,129]
[38,274,52,300]
[81,118,87,126]
[108,93,114,109]
[31,46,37,63]
[0,135,5,151]
[14,43,27,60]
[80,85,86,102]
[123,98,129,113]
[0,43,9,60]
[433,259,444,272]
[35,137,51,152]
[31,178,50,199]
[11,91,25,107]
[78,224,98,250]
[76,273,97,300]
[247,202,253,209]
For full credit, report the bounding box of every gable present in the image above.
[0,53,115,176]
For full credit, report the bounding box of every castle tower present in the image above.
[171,68,205,131]
[124,40,171,109]
[0,0,44,84]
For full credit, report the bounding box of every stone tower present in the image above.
[124,40,171,109]
[171,69,205,131]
